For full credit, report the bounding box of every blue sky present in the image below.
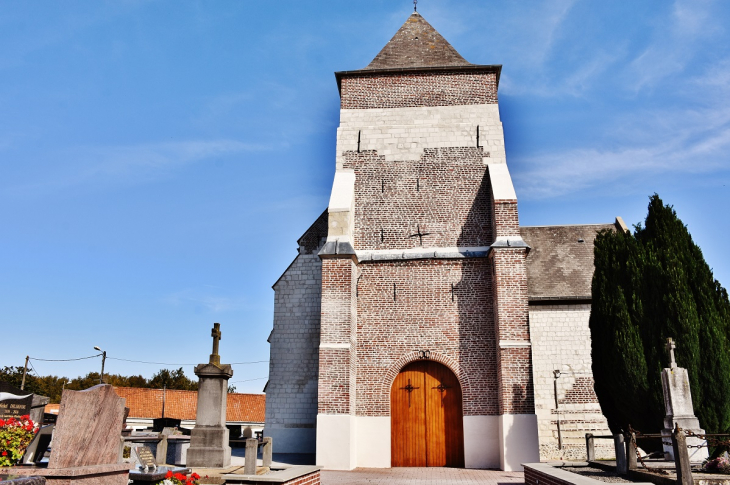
[1,1,729,393]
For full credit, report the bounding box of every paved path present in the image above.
[321,468,525,485]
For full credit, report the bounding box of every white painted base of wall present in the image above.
[264,427,316,454]
[499,414,540,471]
[355,416,391,468]
[464,415,500,469]
[316,414,356,470]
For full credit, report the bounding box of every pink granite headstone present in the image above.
[48,384,125,468]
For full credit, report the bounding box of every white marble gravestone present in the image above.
[661,338,709,463]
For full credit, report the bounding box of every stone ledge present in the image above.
[2,464,133,478]
[222,465,321,484]
[524,462,653,485]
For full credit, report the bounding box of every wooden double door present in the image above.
[391,360,464,467]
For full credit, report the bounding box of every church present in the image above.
[264,11,619,471]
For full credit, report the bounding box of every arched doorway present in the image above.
[391,360,464,467]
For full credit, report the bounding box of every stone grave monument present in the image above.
[1,384,131,484]
[186,323,234,468]
[0,382,33,420]
[0,382,49,427]
[661,338,709,463]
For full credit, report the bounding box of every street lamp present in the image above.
[94,346,106,385]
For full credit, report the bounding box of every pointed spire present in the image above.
[364,12,471,70]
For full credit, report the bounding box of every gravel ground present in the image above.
[562,466,634,483]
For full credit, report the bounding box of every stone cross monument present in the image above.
[661,337,708,463]
[186,323,234,468]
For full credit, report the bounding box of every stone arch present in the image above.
[382,350,469,414]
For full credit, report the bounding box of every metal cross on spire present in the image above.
[414,0,418,12]
[666,337,677,369]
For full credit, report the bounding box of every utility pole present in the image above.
[94,346,106,384]
[20,356,29,390]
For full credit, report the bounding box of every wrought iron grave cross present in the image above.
[400,378,419,407]
[666,337,677,369]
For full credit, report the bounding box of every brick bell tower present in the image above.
[315,12,540,470]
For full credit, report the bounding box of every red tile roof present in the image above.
[44,403,60,415]
[113,387,265,423]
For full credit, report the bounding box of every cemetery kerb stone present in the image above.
[1,384,132,485]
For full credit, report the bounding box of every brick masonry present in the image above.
[344,147,492,250]
[355,258,497,416]
[340,71,498,110]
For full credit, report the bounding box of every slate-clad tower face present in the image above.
[316,13,540,470]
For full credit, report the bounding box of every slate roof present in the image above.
[364,12,471,70]
[112,387,265,423]
[520,224,615,301]
[297,209,328,255]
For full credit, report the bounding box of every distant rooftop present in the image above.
[113,387,265,423]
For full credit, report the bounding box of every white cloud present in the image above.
[513,106,730,199]
[628,0,720,91]
[4,139,268,197]
[163,287,249,313]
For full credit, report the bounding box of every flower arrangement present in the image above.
[155,470,201,485]
[702,456,730,474]
[0,415,40,467]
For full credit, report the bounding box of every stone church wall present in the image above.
[265,253,322,453]
[529,303,613,460]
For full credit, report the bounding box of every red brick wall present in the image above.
[343,147,492,250]
[340,71,498,109]
[493,201,520,238]
[354,259,498,416]
[318,258,356,415]
[492,248,535,415]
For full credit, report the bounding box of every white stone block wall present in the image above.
[335,104,506,167]
[265,253,322,453]
[529,304,613,460]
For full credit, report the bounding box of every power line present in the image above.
[30,354,100,362]
[27,359,41,378]
[107,357,197,366]
[106,357,269,366]
[230,377,268,383]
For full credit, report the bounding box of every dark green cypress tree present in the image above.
[590,194,730,435]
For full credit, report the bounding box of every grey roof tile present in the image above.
[520,224,615,300]
[364,13,471,70]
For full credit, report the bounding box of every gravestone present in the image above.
[0,384,132,485]
[186,323,233,468]
[661,338,709,463]
[20,425,53,465]
[0,382,50,427]
[0,382,33,420]
[134,446,157,471]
